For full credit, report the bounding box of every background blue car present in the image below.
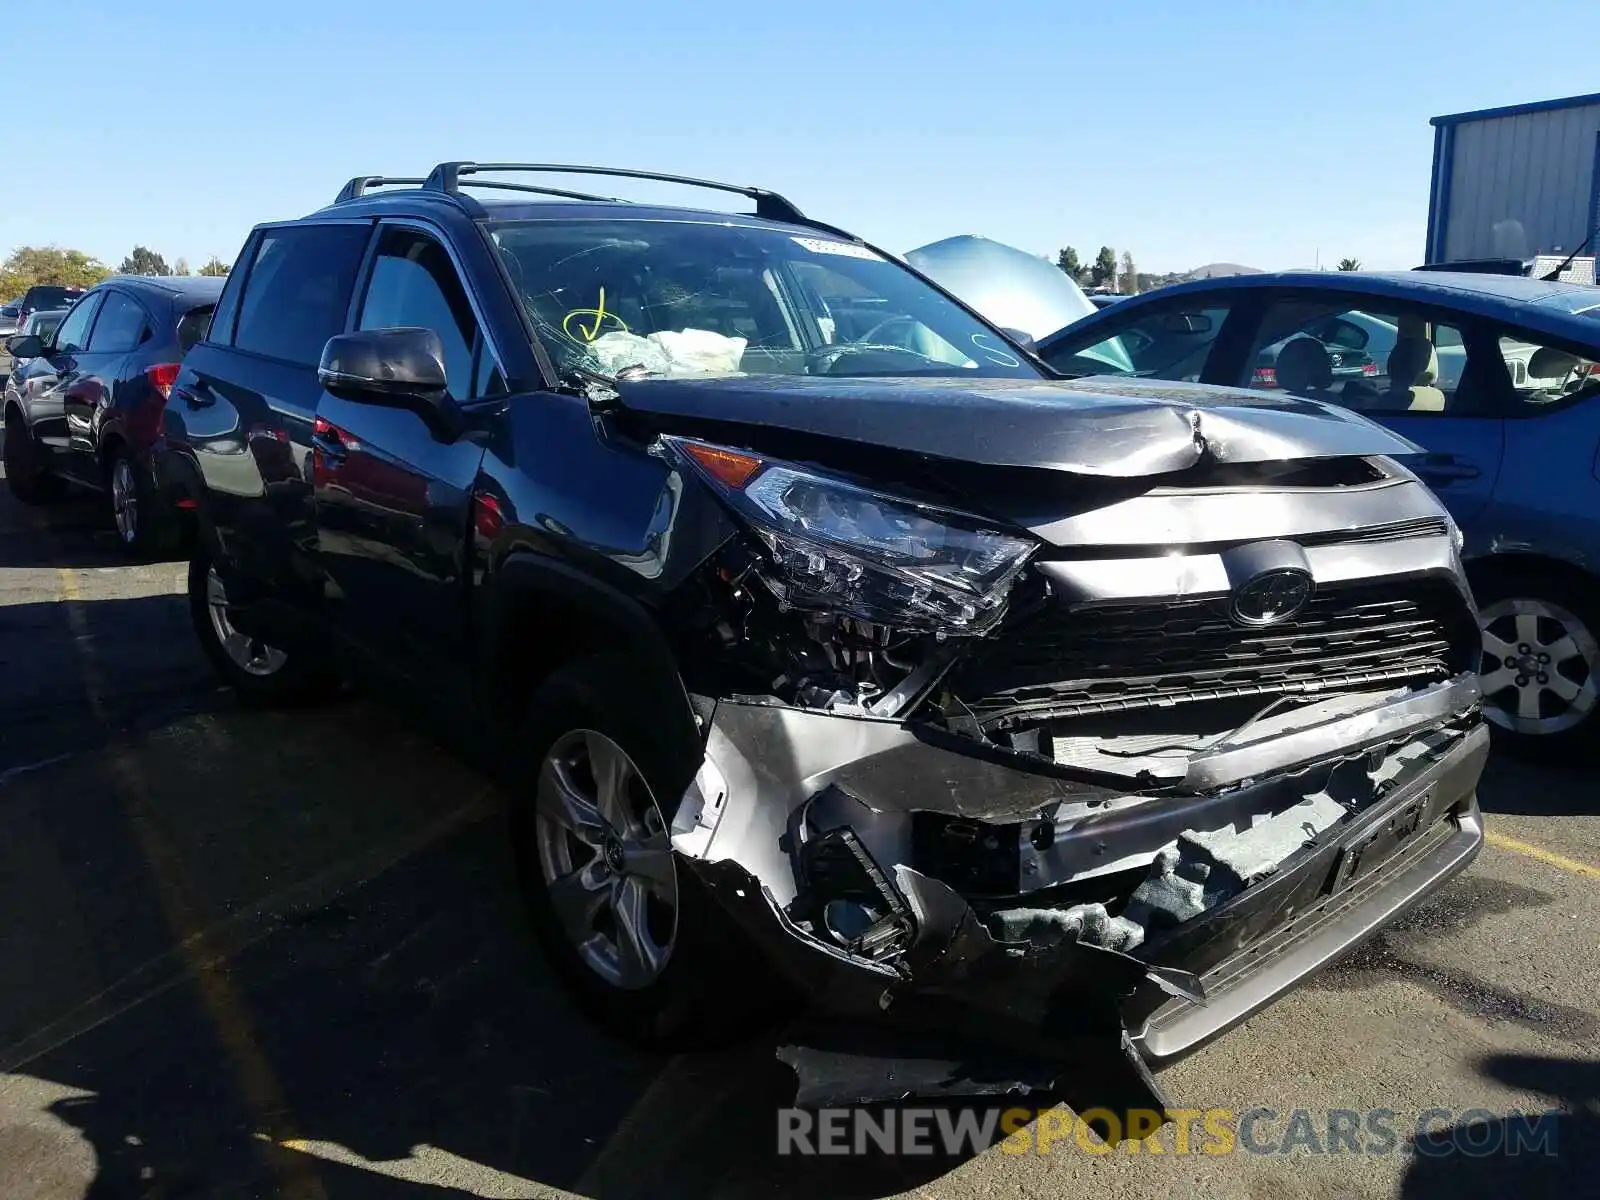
[1033,270,1600,761]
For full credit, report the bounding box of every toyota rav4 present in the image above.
[155,163,1488,1124]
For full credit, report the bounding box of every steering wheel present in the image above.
[856,315,924,350]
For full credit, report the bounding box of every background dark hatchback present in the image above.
[2,274,224,556]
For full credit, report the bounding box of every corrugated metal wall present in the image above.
[1438,102,1600,262]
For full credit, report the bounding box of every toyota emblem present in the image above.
[1231,568,1314,626]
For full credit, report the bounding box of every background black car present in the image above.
[16,283,86,326]
[2,274,223,555]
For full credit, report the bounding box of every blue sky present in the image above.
[9,0,1598,274]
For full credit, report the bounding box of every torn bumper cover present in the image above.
[670,675,1486,1110]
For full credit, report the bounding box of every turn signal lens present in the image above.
[681,441,763,488]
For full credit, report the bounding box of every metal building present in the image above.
[1425,91,1600,271]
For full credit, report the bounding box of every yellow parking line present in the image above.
[55,568,326,1199]
[1485,830,1600,881]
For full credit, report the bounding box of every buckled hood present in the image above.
[613,374,1424,477]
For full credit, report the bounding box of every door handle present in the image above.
[311,417,350,464]
[1417,458,1479,483]
[175,383,213,410]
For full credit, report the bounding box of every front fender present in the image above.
[480,550,707,800]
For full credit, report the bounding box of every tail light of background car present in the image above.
[1252,367,1277,387]
[145,363,180,400]
[1362,362,1378,375]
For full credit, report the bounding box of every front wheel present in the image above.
[4,407,63,504]
[187,550,340,706]
[1474,565,1600,762]
[510,655,767,1049]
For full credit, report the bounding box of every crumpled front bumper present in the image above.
[671,675,1486,1111]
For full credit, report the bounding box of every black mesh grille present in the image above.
[960,581,1463,727]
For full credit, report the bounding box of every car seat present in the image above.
[1386,336,1447,411]
[1274,338,1333,396]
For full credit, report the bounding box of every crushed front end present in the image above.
[652,433,1487,1117]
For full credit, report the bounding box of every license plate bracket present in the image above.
[1328,788,1435,892]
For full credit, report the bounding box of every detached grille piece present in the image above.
[960,581,1464,727]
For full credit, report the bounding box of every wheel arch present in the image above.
[99,428,127,479]
[1466,550,1599,598]
[479,551,706,797]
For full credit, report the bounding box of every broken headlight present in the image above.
[659,436,1036,632]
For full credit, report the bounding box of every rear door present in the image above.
[177,221,373,611]
[312,220,500,686]
[22,291,104,476]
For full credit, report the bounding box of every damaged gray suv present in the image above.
[159,164,1488,1122]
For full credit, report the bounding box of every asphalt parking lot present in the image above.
[0,469,1596,1199]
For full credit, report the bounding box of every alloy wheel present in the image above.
[534,728,678,990]
[1479,597,1599,736]
[205,567,288,677]
[111,457,139,544]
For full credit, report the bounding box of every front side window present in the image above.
[233,224,369,366]
[1243,299,1485,416]
[357,228,478,398]
[53,293,104,353]
[1037,305,1232,381]
[87,292,147,352]
[487,219,1040,382]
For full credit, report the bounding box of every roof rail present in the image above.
[334,175,428,204]
[421,162,810,225]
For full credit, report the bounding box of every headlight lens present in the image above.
[660,436,1036,632]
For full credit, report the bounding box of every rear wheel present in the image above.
[1473,564,1600,762]
[108,446,174,558]
[4,408,62,504]
[188,549,339,706]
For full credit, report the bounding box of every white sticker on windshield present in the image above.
[790,236,883,261]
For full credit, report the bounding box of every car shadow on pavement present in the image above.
[1399,1054,1597,1199]
[0,595,222,778]
[0,470,188,569]
[1474,752,1597,816]
[0,600,969,1198]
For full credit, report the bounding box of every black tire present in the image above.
[1471,561,1600,763]
[107,445,176,559]
[510,654,766,1050]
[187,549,340,706]
[4,407,63,504]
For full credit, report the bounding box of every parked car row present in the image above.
[3,276,223,552]
[26,162,1493,1127]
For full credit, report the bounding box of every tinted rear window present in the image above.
[25,287,82,309]
[231,224,369,366]
[177,305,214,354]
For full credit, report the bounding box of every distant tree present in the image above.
[197,256,231,277]
[173,256,191,277]
[1119,250,1138,295]
[1090,246,1118,288]
[1055,246,1085,284]
[1337,257,1362,272]
[118,245,171,276]
[0,245,112,296]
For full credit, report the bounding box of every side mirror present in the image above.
[6,334,44,358]
[318,328,458,434]
[1160,312,1213,335]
